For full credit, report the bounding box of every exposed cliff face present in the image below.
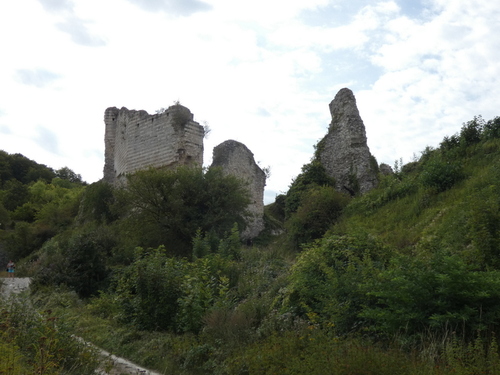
[317,88,378,195]
[103,104,204,185]
[211,140,266,240]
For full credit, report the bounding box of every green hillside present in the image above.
[3,115,500,374]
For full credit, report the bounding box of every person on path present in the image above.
[7,260,15,278]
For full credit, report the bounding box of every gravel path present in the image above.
[1,277,163,375]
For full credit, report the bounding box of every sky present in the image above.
[1,0,499,204]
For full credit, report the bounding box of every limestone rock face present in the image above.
[318,88,378,195]
[103,104,204,185]
[211,140,266,240]
[379,163,394,176]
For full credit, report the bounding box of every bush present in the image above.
[113,247,237,333]
[31,226,114,298]
[361,252,500,339]
[0,296,101,374]
[460,116,484,147]
[117,166,251,258]
[285,160,335,217]
[483,116,500,140]
[420,157,464,192]
[115,246,186,331]
[281,234,388,333]
[285,186,349,249]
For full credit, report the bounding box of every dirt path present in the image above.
[1,278,163,375]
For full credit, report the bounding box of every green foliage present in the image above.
[55,166,84,184]
[347,173,418,213]
[282,234,388,333]
[0,151,58,189]
[177,256,234,333]
[113,246,236,333]
[361,252,500,339]
[226,331,425,375]
[217,223,241,260]
[483,116,500,140]
[459,115,484,148]
[420,157,464,192]
[0,296,100,374]
[118,166,250,257]
[285,160,335,216]
[285,186,350,249]
[2,179,29,211]
[32,226,114,298]
[115,246,185,331]
[4,221,39,259]
[78,180,117,224]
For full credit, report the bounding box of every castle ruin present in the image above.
[103,104,265,238]
[211,140,266,240]
[103,104,204,185]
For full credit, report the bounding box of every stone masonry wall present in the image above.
[103,104,204,185]
[211,140,266,240]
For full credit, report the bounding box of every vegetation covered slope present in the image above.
[3,115,500,374]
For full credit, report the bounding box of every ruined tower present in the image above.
[103,104,204,185]
[211,140,266,239]
[317,88,378,195]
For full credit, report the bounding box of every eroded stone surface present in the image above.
[379,163,394,176]
[211,140,266,239]
[317,88,378,195]
[103,104,204,185]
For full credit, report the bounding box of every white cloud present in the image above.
[16,69,61,88]
[1,0,500,203]
[350,0,500,168]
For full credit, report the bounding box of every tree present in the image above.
[286,186,349,249]
[285,160,335,217]
[118,166,250,257]
[55,166,83,184]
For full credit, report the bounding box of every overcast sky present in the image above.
[1,0,499,203]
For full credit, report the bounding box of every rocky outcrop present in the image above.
[103,104,204,185]
[211,140,266,240]
[317,88,378,195]
[379,163,394,176]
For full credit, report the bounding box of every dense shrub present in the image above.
[113,246,237,333]
[460,116,484,147]
[281,234,388,333]
[0,296,100,374]
[285,186,349,249]
[117,166,250,258]
[115,247,185,331]
[361,252,500,339]
[483,116,500,140]
[32,226,114,297]
[420,157,464,192]
[285,160,335,216]
[78,180,117,224]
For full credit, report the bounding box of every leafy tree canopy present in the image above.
[117,166,251,257]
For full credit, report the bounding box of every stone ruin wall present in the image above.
[102,89,378,239]
[211,140,266,240]
[103,104,204,185]
[103,105,265,239]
